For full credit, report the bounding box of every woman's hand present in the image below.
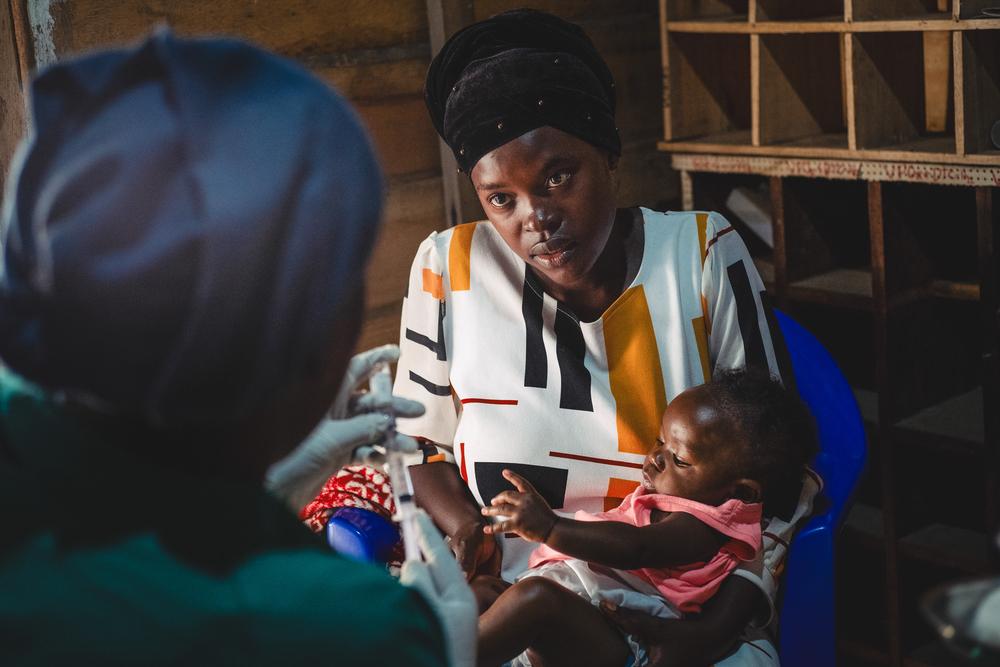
[450,519,501,579]
[481,469,558,543]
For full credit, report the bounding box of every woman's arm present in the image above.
[601,575,768,667]
[483,470,727,569]
[392,235,501,577]
[411,460,500,578]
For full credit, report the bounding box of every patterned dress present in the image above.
[394,207,819,665]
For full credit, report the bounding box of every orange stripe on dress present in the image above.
[604,285,668,456]
[696,212,709,266]
[448,222,477,292]
[692,315,711,382]
[604,477,641,511]
[422,269,444,300]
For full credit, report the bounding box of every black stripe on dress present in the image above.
[761,291,797,394]
[436,301,447,360]
[475,462,569,510]
[404,302,448,361]
[727,259,768,373]
[409,371,451,396]
[522,270,547,388]
[554,303,593,411]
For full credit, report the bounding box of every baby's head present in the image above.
[642,369,818,511]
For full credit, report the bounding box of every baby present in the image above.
[476,369,818,667]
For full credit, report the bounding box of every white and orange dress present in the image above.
[394,207,819,664]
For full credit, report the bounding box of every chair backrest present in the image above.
[773,309,867,667]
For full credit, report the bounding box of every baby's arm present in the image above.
[483,470,727,570]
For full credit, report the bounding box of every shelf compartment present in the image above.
[883,298,982,421]
[776,177,872,305]
[844,501,887,550]
[756,33,848,149]
[851,0,952,21]
[664,0,747,21]
[839,638,890,667]
[904,641,975,667]
[849,32,956,154]
[787,304,877,389]
[853,387,880,425]
[893,387,984,451]
[787,268,874,309]
[664,33,751,142]
[755,0,844,21]
[956,0,1000,19]
[879,182,978,299]
[957,29,1000,157]
[837,527,892,655]
[899,523,993,574]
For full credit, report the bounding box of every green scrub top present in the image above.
[0,370,446,666]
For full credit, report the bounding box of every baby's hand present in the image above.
[481,469,558,543]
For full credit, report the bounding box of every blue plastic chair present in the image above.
[774,309,867,667]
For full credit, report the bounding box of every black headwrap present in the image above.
[425,9,620,173]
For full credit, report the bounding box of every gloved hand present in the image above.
[265,344,425,511]
[400,511,478,667]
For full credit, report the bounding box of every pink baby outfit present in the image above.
[528,487,763,613]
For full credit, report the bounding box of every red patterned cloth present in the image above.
[300,465,396,532]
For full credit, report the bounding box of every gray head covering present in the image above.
[0,31,383,426]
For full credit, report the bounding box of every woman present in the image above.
[391,9,818,666]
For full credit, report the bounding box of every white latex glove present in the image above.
[400,511,478,667]
[265,344,425,511]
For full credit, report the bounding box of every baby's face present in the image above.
[641,385,742,505]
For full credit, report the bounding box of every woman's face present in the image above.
[470,127,619,291]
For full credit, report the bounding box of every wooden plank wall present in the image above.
[0,0,28,190]
[0,0,678,352]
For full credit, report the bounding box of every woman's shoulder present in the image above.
[411,221,495,263]
[637,207,736,266]
[639,207,732,234]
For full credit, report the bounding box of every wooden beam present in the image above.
[750,34,760,147]
[976,186,999,537]
[868,180,903,667]
[669,153,1000,186]
[664,16,1000,32]
[0,0,29,190]
[7,0,31,86]
[845,34,859,150]
[953,30,967,155]
[659,0,671,141]
[679,169,692,210]
[768,176,788,307]
[426,0,474,228]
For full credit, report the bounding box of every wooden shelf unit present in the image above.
[660,0,1000,167]
[662,3,998,661]
[679,155,998,666]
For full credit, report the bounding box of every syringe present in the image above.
[369,362,421,563]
